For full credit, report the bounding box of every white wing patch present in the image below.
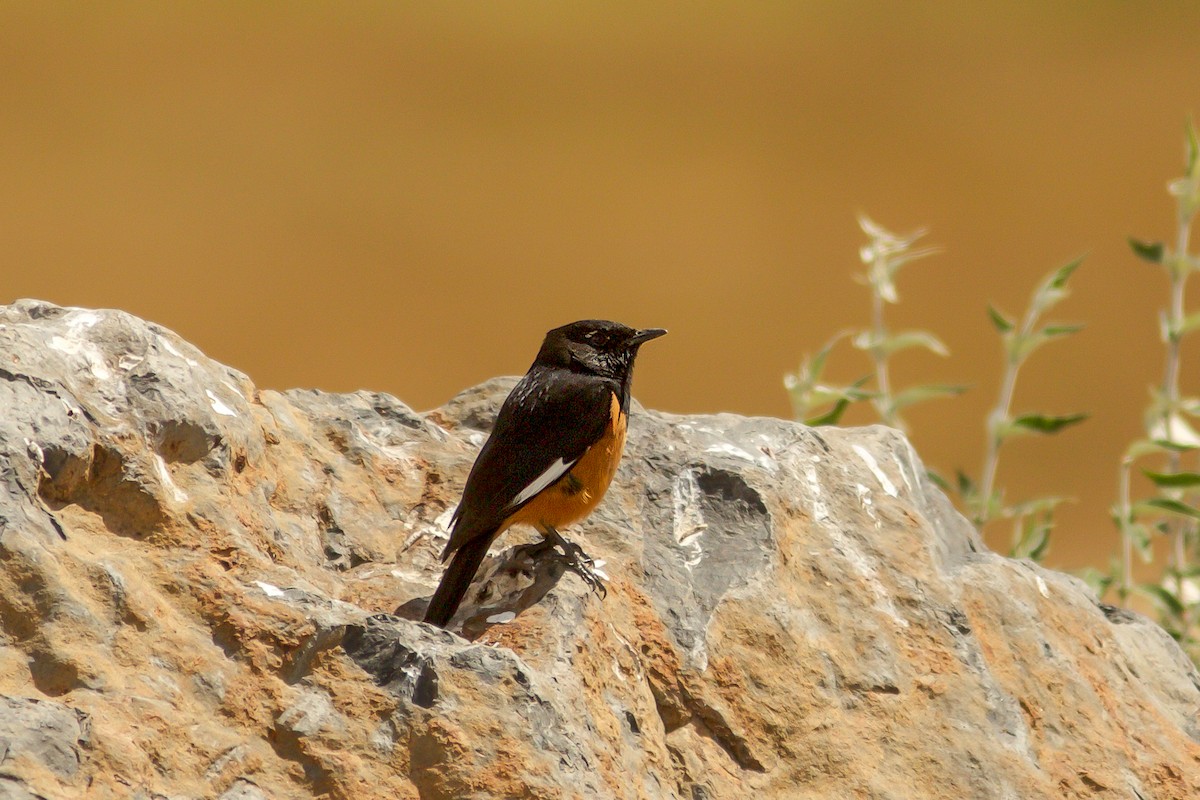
[512,457,574,507]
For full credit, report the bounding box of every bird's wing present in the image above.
[441,369,617,559]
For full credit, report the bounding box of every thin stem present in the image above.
[1178,152,1199,642]
[976,304,1037,528]
[977,370,1014,526]
[1118,457,1133,603]
[870,276,898,429]
[1163,192,1195,596]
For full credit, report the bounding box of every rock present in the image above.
[0,298,1197,799]
[0,696,89,781]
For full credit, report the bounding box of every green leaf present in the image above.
[1125,438,1169,461]
[1041,323,1085,337]
[787,332,851,394]
[851,330,876,352]
[1046,255,1084,291]
[802,376,875,426]
[1176,311,1200,337]
[805,398,853,427]
[1151,438,1200,452]
[881,330,950,357]
[889,383,968,412]
[925,470,951,492]
[787,334,867,421]
[1181,397,1200,417]
[1005,496,1068,517]
[855,330,951,358]
[802,382,874,409]
[1077,566,1115,600]
[956,469,976,498]
[1137,583,1185,617]
[1129,237,1165,264]
[1148,412,1200,448]
[857,213,891,242]
[807,332,851,383]
[1142,470,1200,488]
[1007,496,1066,562]
[1027,531,1051,561]
[1009,412,1088,435]
[987,304,1014,333]
[1011,520,1051,561]
[971,489,1003,527]
[1134,497,1200,520]
[1013,326,1082,361]
[885,247,941,280]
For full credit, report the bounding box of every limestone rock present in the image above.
[0,299,1197,799]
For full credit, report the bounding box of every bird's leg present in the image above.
[538,526,593,565]
[534,526,607,597]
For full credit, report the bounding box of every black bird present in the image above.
[423,320,666,628]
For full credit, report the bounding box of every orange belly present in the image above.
[503,393,627,532]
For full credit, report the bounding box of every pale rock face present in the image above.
[0,299,1197,799]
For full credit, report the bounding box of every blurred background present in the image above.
[3,4,1199,574]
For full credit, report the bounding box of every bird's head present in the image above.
[535,319,667,380]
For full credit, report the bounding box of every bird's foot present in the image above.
[560,547,607,597]
[536,528,608,597]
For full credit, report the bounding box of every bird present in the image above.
[423,319,666,628]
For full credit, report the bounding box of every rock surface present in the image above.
[0,298,1198,799]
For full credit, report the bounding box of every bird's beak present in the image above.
[627,328,667,347]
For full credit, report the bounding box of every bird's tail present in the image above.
[423,536,492,628]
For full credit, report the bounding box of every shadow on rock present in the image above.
[393,541,576,639]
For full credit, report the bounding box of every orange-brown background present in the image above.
[3,5,1199,574]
